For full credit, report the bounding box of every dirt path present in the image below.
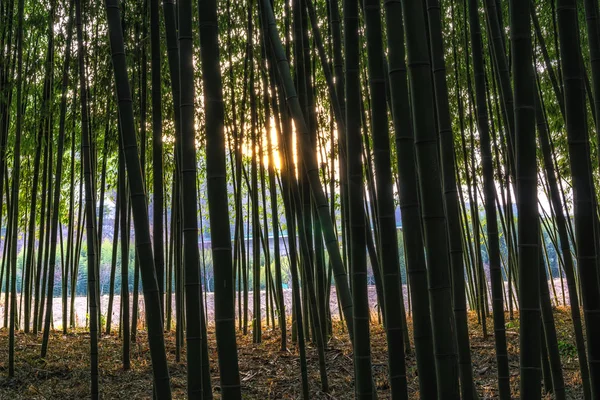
[0,278,569,329]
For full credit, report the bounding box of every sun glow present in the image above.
[240,117,283,172]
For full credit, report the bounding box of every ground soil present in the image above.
[0,306,584,399]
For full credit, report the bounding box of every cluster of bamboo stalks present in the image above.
[2,0,600,398]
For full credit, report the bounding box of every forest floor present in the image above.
[0,307,584,399]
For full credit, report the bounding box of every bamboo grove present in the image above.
[0,0,600,398]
